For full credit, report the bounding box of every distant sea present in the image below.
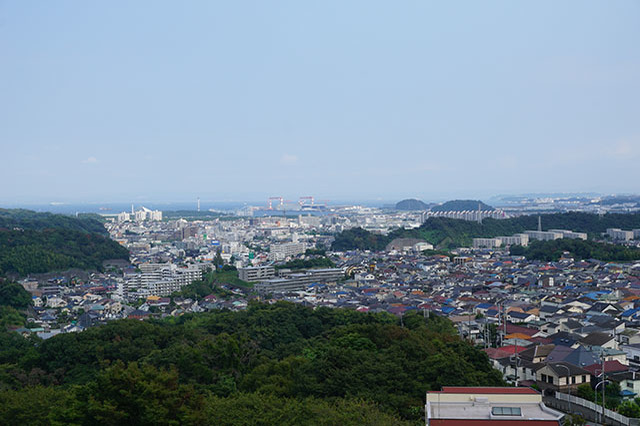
[1,199,398,215]
[0,202,250,215]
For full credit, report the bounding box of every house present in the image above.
[519,344,555,364]
[508,311,537,323]
[622,344,640,369]
[535,362,591,394]
[614,370,640,399]
[425,386,563,425]
[583,360,628,377]
[127,309,151,320]
[579,332,619,351]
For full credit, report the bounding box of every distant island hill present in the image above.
[395,199,505,221]
[395,199,495,212]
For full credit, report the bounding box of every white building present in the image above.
[473,238,502,249]
[132,207,163,222]
[239,265,276,282]
[548,229,588,240]
[524,230,564,241]
[270,242,306,260]
[496,233,529,247]
[607,228,635,241]
[124,263,205,297]
[255,268,344,293]
[117,212,131,223]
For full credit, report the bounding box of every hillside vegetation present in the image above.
[395,199,429,211]
[0,302,504,425]
[510,239,640,262]
[332,212,640,251]
[0,209,129,276]
[431,199,494,212]
[0,209,107,234]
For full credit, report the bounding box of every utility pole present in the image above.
[602,355,606,424]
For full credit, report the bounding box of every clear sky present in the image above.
[1,1,639,204]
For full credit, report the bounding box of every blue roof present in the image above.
[621,308,640,318]
[441,306,455,314]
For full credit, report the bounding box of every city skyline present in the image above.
[2,1,639,203]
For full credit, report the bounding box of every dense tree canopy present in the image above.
[0,209,107,235]
[0,209,128,277]
[510,239,640,262]
[331,227,389,251]
[0,229,129,276]
[275,257,335,270]
[0,282,32,310]
[0,302,504,424]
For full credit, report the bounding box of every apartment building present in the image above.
[255,268,344,293]
[239,265,276,282]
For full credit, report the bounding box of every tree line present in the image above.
[510,239,640,262]
[0,209,129,277]
[0,302,504,425]
[0,209,107,235]
[0,228,129,276]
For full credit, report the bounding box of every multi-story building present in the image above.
[496,234,529,247]
[524,230,564,241]
[549,229,587,240]
[255,268,344,293]
[270,242,305,260]
[117,212,131,223]
[607,228,635,241]
[473,238,502,249]
[124,263,205,297]
[132,207,163,222]
[239,265,276,282]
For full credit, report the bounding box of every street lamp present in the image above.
[594,378,610,424]
[554,364,571,415]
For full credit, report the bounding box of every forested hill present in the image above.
[431,199,494,212]
[511,239,640,262]
[332,212,640,251]
[0,209,107,235]
[395,199,429,211]
[0,302,504,425]
[0,209,129,276]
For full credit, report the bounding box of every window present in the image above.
[572,376,576,384]
[582,375,586,383]
[541,374,547,381]
[492,407,522,416]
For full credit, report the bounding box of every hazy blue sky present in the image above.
[1,1,639,204]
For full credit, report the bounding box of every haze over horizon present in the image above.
[2,1,639,204]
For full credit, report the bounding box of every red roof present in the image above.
[498,345,528,355]
[528,337,552,345]
[430,421,558,426]
[505,323,538,337]
[435,387,539,395]
[584,360,629,375]
[483,348,512,360]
